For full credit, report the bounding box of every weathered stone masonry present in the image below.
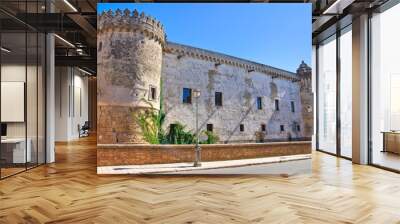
[97,9,165,144]
[97,9,313,144]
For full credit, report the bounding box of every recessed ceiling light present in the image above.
[322,0,355,15]
[78,67,93,76]
[54,34,75,48]
[1,47,11,53]
[63,0,78,12]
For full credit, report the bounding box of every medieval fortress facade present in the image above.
[97,9,313,144]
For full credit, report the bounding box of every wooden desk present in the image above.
[382,131,400,154]
[1,138,31,163]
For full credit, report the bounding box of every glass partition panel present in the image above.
[339,26,352,158]
[371,3,400,171]
[317,35,337,154]
[27,30,38,169]
[0,1,47,179]
[1,30,27,177]
[38,32,45,165]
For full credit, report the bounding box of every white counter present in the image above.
[1,138,32,163]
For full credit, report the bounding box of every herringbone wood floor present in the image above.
[1,136,400,224]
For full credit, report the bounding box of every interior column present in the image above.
[352,14,369,164]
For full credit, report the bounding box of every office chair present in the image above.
[79,121,90,138]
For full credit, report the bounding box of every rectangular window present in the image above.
[182,88,192,104]
[280,125,284,132]
[257,97,262,110]
[240,124,244,132]
[207,124,213,132]
[149,86,157,101]
[261,124,266,132]
[275,99,280,111]
[215,92,223,106]
[291,101,295,112]
[296,125,301,132]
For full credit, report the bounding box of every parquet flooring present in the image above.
[1,135,400,223]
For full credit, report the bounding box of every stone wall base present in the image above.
[97,105,149,144]
[97,141,311,166]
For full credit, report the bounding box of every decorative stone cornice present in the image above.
[165,42,299,81]
[98,9,165,46]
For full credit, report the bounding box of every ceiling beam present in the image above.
[67,13,96,39]
[55,55,96,68]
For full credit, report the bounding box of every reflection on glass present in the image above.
[371,3,400,170]
[38,33,46,165]
[0,0,47,178]
[1,31,27,177]
[318,35,337,154]
[27,31,38,169]
[340,27,352,158]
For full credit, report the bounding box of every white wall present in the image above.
[55,67,89,141]
[1,63,46,164]
[1,65,34,138]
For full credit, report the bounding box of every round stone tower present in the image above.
[297,61,313,139]
[97,9,165,144]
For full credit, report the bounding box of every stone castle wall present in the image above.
[97,9,313,144]
[97,9,165,144]
[162,43,305,143]
[297,61,313,138]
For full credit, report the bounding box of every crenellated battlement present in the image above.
[98,9,165,46]
[165,42,300,82]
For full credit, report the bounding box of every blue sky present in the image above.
[98,3,311,72]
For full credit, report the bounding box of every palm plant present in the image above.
[135,80,167,144]
[134,81,219,145]
[136,103,165,144]
[200,131,219,144]
[166,123,195,144]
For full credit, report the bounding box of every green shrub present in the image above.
[136,105,166,144]
[166,122,195,144]
[134,80,219,144]
[200,131,219,144]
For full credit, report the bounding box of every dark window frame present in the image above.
[261,124,266,132]
[275,99,280,111]
[280,125,285,132]
[182,88,192,104]
[291,101,295,112]
[240,124,244,132]
[149,85,157,101]
[207,124,213,132]
[215,92,223,107]
[169,124,178,135]
[257,97,263,110]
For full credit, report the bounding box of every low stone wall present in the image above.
[97,141,311,166]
